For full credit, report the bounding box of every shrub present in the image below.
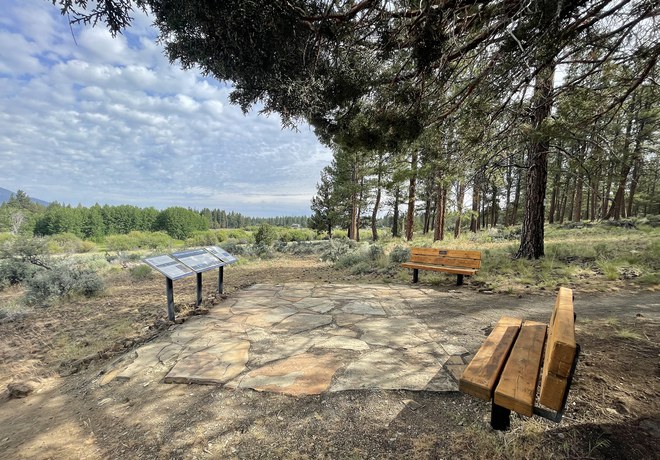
[25,263,104,305]
[105,234,135,251]
[388,246,410,264]
[220,239,248,256]
[320,238,357,262]
[255,224,278,246]
[254,242,275,259]
[130,264,154,281]
[186,230,224,247]
[367,244,385,261]
[79,240,97,253]
[336,251,367,268]
[47,233,83,253]
[0,259,37,290]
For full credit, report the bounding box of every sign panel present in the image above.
[171,249,225,273]
[206,246,238,264]
[144,255,194,280]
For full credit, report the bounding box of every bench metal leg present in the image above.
[412,268,419,283]
[491,403,511,431]
[457,274,464,286]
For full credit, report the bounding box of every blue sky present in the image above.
[0,0,332,217]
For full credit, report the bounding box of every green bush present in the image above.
[336,251,368,268]
[105,234,135,251]
[278,228,316,242]
[186,230,224,247]
[47,232,83,253]
[255,224,277,246]
[25,263,104,306]
[254,242,275,259]
[220,239,248,256]
[224,229,253,243]
[79,240,97,253]
[367,244,385,261]
[388,245,410,264]
[130,264,154,281]
[0,259,37,290]
[320,238,357,262]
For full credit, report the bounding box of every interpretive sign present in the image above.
[144,255,194,280]
[206,246,238,264]
[144,247,238,321]
[171,249,225,273]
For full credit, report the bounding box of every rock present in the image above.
[7,382,33,399]
[402,399,422,411]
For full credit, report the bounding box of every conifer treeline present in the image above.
[0,196,309,239]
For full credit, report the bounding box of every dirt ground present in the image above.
[0,255,658,459]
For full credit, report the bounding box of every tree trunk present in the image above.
[470,178,480,232]
[454,180,465,238]
[511,163,522,226]
[627,153,642,218]
[516,63,555,259]
[371,171,382,241]
[573,172,583,222]
[433,185,446,241]
[405,150,418,241]
[423,196,432,234]
[548,151,562,224]
[392,185,400,237]
[491,183,499,227]
[356,176,365,241]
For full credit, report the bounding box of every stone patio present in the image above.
[104,283,472,395]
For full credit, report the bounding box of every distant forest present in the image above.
[0,190,309,240]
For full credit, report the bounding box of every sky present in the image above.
[0,0,332,217]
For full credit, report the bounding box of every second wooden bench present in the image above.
[401,247,481,286]
[459,287,580,430]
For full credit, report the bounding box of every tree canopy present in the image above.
[51,0,659,257]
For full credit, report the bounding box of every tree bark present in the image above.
[454,180,465,238]
[392,184,400,237]
[573,171,583,222]
[433,185,446,241]
[470,174,481,232]
[516,63,555,259]
[548,151,562,224]
[371,171,382,241]
[405,150,418,241]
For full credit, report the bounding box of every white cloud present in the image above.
[0,0,332,216]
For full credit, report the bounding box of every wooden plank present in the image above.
[411,247,481,260]
[409,254,482,269]
[545,287,576,377]
[494,321,547,417]
[459,317,522,401]
[539,287,577,411]
[401,262,477,276]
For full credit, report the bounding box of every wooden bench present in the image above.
[401,248,481,286]
[459,287,580,430]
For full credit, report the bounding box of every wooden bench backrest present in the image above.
[410,248,482,269]
[539,287,577,411]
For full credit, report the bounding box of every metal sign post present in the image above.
[166,277,175,321]
[218,265,224,294]
[144,247,238,321]
[196,272,203,307]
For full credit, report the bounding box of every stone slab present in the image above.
[228,352,344,395]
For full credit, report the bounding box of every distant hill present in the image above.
[0,187,49,206]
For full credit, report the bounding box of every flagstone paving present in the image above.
[104,283,474,395]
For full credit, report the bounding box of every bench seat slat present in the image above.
[459,317,522,400]
[401,262,477,276]
[494,321,547,417]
